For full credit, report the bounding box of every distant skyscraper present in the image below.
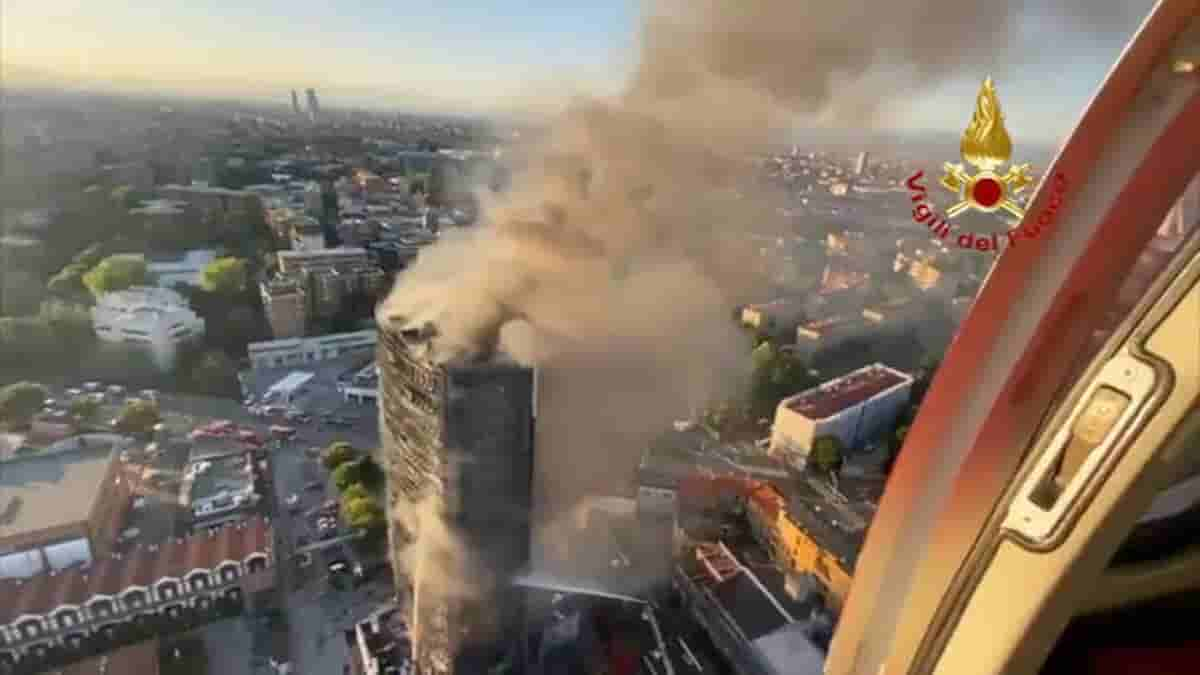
[855,151,870,176]
[290,90,301,115]
[305,88,321,122]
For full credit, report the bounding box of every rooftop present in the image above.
[678,541,825,673]
[94,286,190,312]
[277,247,367,260]
[160,183,255,197]
[380,315,525,368]
[0,444,116,540]
[356,604,413,674]
[0,516,272,624]
[181,452,258,516]
[145,249,216,269]
[797,315,866,337]
[640,427,788,488]
[783,364,910,420]
[772,473,886,569]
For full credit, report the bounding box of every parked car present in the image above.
[304,481,323,491]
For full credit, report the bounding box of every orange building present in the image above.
[745,481,865,611]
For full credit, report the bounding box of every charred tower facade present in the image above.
[378,320,535,674]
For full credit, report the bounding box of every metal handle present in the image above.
[1003,355,1157,545]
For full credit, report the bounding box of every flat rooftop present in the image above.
[772,473,886,570]
[182,452,256,511]
[640,427,788,488]
[0,444,115,539]
[797,314,866,336]
[379,315,525,368]
[785,364,910,420]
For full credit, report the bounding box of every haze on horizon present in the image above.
[6,0,1155,141]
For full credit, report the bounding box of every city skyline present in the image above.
[5,1,1155,141]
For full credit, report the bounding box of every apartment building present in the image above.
[769,363,913,460]
[273,248,387,329]
[259,277,306,340]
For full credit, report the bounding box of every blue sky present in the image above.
[6,0,1150,143]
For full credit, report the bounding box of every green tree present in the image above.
[0,317,59,372]
[356,455,384,490]
[748,342,814,420]
[186,350,240,397]
[199,257,249,295]
[0,267,45,316]
[70,397,102,424]
[810,435,845,476]
[90,342,159,380]
[114,399,161,434]
[333,456,384,491]
[0,382,48,426]
[83,255,152,298]
[332,460,364,491]
[323,442,358,470]
[342,496,386,531]
[342,483,370,502]
[47,263,92,299]
[40,301,95,352]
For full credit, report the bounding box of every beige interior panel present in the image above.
[933,258,1200,674]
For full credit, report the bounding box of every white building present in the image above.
[265,371,315,405]
[145,249,217,288]
[247,330,378,370]
[770,363,913,462]
[91,286,205,370]
[276,247,370,275]
[339,362,379,404]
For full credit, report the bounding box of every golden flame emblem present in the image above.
[961,77,1012,172]
[940,77,1034,220]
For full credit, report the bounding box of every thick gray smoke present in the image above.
[380,0,1151,580]
[629,0,1151,128]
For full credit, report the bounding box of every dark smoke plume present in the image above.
[381,0,1151,579]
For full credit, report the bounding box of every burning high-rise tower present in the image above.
[378,317,536,674]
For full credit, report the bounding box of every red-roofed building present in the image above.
[0,517,274,674]
[769,363,913,461]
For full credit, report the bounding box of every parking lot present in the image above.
[238,354,379,441]
[32,372,391,675]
